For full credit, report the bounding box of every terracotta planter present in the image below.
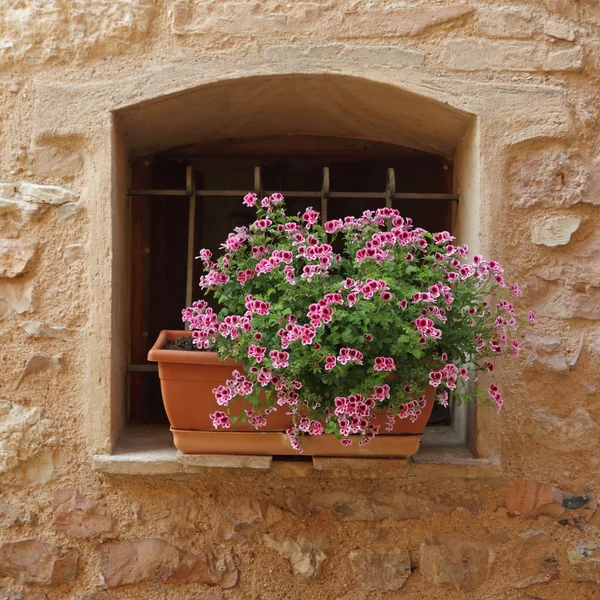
[148,330,435,457]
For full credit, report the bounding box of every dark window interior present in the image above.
[128,136,455,426]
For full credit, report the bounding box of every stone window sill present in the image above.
[92,426,501,479]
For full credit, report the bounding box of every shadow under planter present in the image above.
[148,330,435,457]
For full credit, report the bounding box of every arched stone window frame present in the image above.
[33,62,572,468]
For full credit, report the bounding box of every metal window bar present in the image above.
[127,165,459,374]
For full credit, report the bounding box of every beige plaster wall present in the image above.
[1,1,600,598]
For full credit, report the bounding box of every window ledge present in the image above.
[92,427,501,478]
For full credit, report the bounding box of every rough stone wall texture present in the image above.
[1,0,600,598]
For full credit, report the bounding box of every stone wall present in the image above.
[1,0,600,598]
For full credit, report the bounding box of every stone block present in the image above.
[0,239,36,278]
[544,17,576,40]
[98,539,237,588]
[443,39,583,71]
[349,547,411,591]
[530,407,598,453]
[176,452,272,470]
[420,535,495,591]
[569,541,600,582]
[0,403,55,473]
[0,539,78,585]
[0,278,34,314]
[217,497,283,540]
[532,216,581,246]
[312,456,408,477]
[63,244,83,265]
[52,489,117,540]
[476,8,538,39]
[19,355,63,384]
[511,533,559,588]
[338,5,474,37]
[16,182,77,205]
[31,147,83,177]
[264,535,327,580]
[21,321,76,341]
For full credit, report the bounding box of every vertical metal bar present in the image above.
[321,166,330,224]
[254,165,262,197]
[185,165,196,320]
[385,167,395,231]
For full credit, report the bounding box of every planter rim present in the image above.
[147,330,240,366]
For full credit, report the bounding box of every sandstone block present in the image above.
[265,536,327,580]
[21,321,76,341]
[503,478,596,526]
[16,182,77,205]
[0,539,78,585]
[476,8,537,39]
[443,39,583,71]
[0,592,47,600]
[0,403,55,473]
[0,278,34,314]
[0,502,37,528]
[530,407,598,452]
[512,533,559,588]
[217,497,283,540]
[544,17,576,40]
[523,333,569,373]
[349,547,411,591]
[508,143,590,207]
[420,535,495,591]
[159,496,198,537]
[52,488,117,540]
[569,541,600,582]
[0,239,36,278]
[31,147,84,177]
[338,5,474,37]
[532,216,581,246]
[98,539,236,588]
[19,355,63,385]
[63,244,83,265]
[55,202,79,221]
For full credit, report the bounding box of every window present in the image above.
[126,135,459,431]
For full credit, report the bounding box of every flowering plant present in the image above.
[183,193,534,451]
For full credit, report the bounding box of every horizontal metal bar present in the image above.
[128,189,459,201]
[127,364,158,372]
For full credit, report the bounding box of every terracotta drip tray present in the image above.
[172,429,422,458]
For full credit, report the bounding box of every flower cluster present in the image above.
[183,194,534,451]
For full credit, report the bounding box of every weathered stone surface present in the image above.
[0,239,36,278]
[338,5,474,37]
[173,0,325,35]
[31,147,83,177]
[265,536,327,580]
[512,533,559,588]
[0,592,47,600]
[63,244,83,265]
[0,402,55,473]
[420,535,495,591]
[79,593,115,600]
[530,407,598,452]
[0,502,37,528]
[503,479,596,525]
[0,0,155,68]
[52,489,117,540]
[21,321,76,341]
[98,539,236,588]
[524,333,569,373]
[592,339,600,357]
[0,278,34,314]
[509,143,590,207]
[55,202,79,221]
[264,44,425,68]
[444,39,583,71]
[160,496,198,537]
[532,216,581,246]
[544,17,576,40]
[19,355,63,384]
[476,8,537,38]
[217,497,283,540]
[310,492,479,522]
[16,182,77,205]
[569,541,600,582]
[0,539,78,585]
[349,547,411,591]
